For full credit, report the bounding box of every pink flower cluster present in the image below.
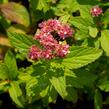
[28,19,73,60]
[38,19,73,39]
[90,6,103,17]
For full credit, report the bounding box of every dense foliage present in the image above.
[0,0,109,109]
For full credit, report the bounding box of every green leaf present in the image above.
[4,50,18,80]
[26,77,39,98]
[70,17,94,31]
[57,46,102,69]
[89,26,98,38]
[47,86,57,103]
[0,63,8,80]
[50,76,67,98]
[37,0,47,10]
[8,32,39,57]
[94,89,103,109]
[70,17,94,39]
[29,0,39,10]
[101,9,109,25]
[7,24,27,34]
[9,81,24,107]
[30,0,49,12]
[26,75,50,102]
[71,17,94,40]
[98,81,109,92]
[0,80,10,91]
[75,70,97,87]
[41,86,58,106]
[0,2,30,27]
[79,5,92,19]
[0,15,11,30]
[76,0,98,18]
[100,30,109,56]
[57,0,79,13]
[75,29,89,40]
[59,14,70,23]
[65,69,97,89]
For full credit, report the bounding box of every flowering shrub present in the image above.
[0,0,109,109]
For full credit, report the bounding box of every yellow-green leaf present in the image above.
[55,46,102,69]
[50,76,67,98]
[100,30,109,56]
[9,81,24,107]
[89,26,98,38]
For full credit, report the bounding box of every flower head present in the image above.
[90,6,103,17]
[58,24,73,39]
[28,19,73,60]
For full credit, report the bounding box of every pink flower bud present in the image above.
[90,6,103,17]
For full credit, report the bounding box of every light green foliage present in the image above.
[59,14,70,23]
[57,46,102,69]
[99,79,109,92]
[9,81,24,107]
[0,0,109,108]
[69,16,95,40]
[100,30,109,56]
[89,26,98,38]
[8,32,39,58]
[29,0,51,12]
[50,76,67,98]
[0,63,9,80]
[70,17,94,31]
[101,9,109,25]
[99,83,109,92]
[0,50,18,80]
[4,50,18,79]
[55,0,78,14]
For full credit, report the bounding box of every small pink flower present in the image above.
[38,19,73,39]
[28,45,42,60]
[34,33,49,40]
[90,6,103,17]
[41,49,54,59]
[55,44,70,57]
[58,24,73,39]
[39,19,61,33]
[34,33,58,50]
[40,39,58,50]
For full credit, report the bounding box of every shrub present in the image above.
[0,0,109,109]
